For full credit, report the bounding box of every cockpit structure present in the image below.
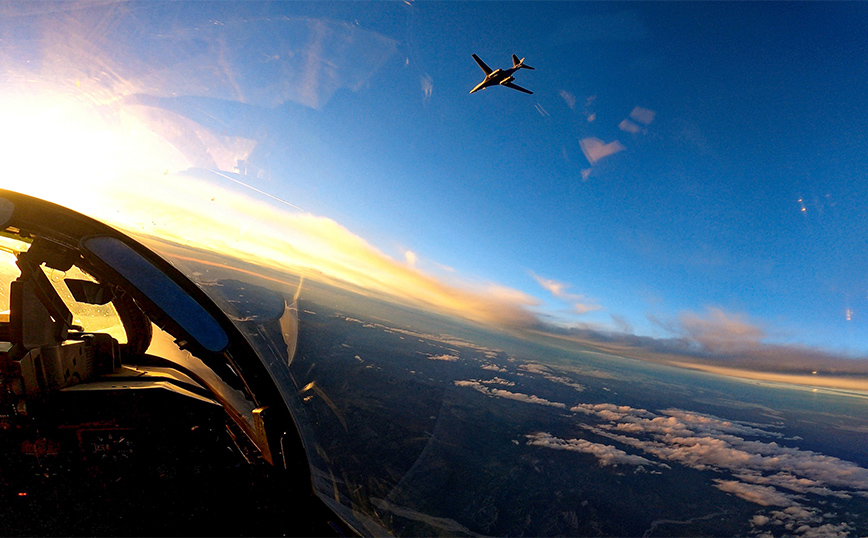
[0,189,349,536]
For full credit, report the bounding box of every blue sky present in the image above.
[212,1,868,353]
[2,1,868,361]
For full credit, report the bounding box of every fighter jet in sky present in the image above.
[469,54,535,95]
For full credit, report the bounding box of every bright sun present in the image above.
[0,85,189,215]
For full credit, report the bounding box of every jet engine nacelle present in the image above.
[499,76,515,85]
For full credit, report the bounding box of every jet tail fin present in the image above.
[512,54,535,70]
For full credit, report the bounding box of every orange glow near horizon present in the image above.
[0,84,540,331]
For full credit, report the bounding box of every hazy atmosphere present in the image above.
[2,2,867,381]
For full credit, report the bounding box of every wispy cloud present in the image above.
[519,362,586,391]
[530,272,573,298]
[559,90,576,109]
[676,307,766,352]
[420,73,433,101]
[610,314,634,334]
[530,271,601,316]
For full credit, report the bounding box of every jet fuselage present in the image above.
[470,66,522,94]
[469,54,535,95]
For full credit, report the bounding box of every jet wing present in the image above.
[472,54,493,75]
[503,82,533,95]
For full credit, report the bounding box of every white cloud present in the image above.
[629,106,656,125]
[579,137,625,165]
[489,388,566,408]
[564,400,868,533]
[453,380,566,408]
[798,522,852,538]
[420,74,433,100]
[619,119,642,134]
[521,363,587,392]
[714,480,794,507]
[529,272,603,316]
[519,363,551,375]
[428,353,458,362]
[481,377,515,386]
[751,515,770,526]
[572,303,601,316]
[527,432,659,467]
[404,249,418,266]
[530,273,573,298]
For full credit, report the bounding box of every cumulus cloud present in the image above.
[564,400,868,534]
[481,377,514,386]
[526,432,659,467]
[751,514,770,526]
[714,480,794,507]
[428,354,458,362]
[519,363,551,375]
[579,137,626,165]
[453,380,567,409]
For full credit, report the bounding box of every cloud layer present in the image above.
[554,403,868,534]
[526,431,659,468]
[453,380,567,409]
[453,356,867,534]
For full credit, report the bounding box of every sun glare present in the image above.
[0,86,190,214]
[0,83,538,331]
